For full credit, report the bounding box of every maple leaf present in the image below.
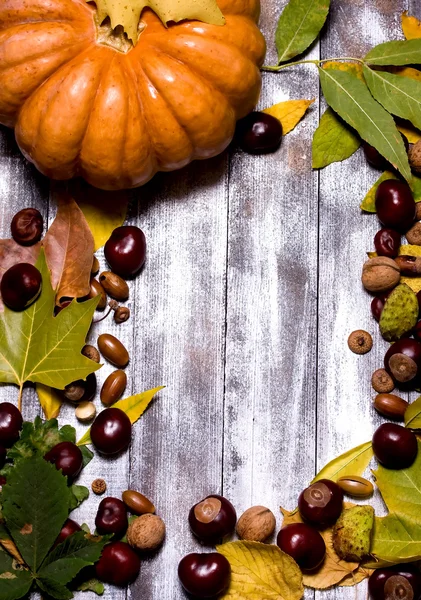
[91,0,225,44]
[0,250,100,410]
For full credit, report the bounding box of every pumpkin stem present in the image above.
[96,16,145,53]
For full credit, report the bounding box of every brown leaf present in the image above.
[0,239,41,311]
[0,537,25,565]
[44,184,94,304]
[339,567,373,587]
[280,504,363,590]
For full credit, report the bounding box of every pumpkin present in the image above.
[0,0,265,190]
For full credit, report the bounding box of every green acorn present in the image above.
[379,283,418,342]
[332,505,375,562]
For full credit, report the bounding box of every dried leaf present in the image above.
[405,395,421,429]
[36,384,63,420]
[263,99,314,135]
[44,185,94,304]
[402,11,421,40]
[216,540,303,600]
[93,0,225,44]
[338,567,373,586]
[360,171,398,212]
[77,386,164,445]
[0,239,41,311]
[398,245,421,293]
[73,184,129,251]
[365,39,421,67]
[312,441,373,483]
[396,120,421,144]
[318,67,411,182]
[280,505,361,590]
[275,0,331,64]
[312,107,360,168]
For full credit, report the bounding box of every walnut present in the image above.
[406,221,421,245]
[127,514,166,551]
[91,478,107,495]
[361,257,400,293]
[416,203,421,221]
[409,140,421,173]
[348,330,373,355]
[236,506,276,543]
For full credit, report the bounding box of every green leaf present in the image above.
[76,577,104,595]
[318,67,412,182]
[275,0,330,63]
[365,39,421,66]
[312,441,373,483]
[0,548,32,600]
[77,386,164,446]
[79,446,93,469]
[37,577,73,600]
[360,171,398,212]
[363,66,421,130]
[371,514,421,563]
[0,250,101,389]
[69,486,89,512]
[312,107,360,168]
[405,396,421,429]
[39,531,107,587]
[2,455,70,571]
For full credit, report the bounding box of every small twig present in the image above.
[92,300,119,324]
[17,384,23,413]
[262,57,364,72]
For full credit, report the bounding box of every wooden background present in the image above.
[0,0,418,598]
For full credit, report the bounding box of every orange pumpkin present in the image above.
[0,0,265,190]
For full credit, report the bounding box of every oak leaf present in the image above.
[92,0,225,44]
[43,186,94,305]
[216,540,303,600]
[263,99,314,135]
[402,11,421,40]
[0,239,41,311]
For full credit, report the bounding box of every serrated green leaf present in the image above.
[39,531,107,587]
[69,486,89,512]
[0,548,32,600]
[275,0,330,63]
[363,66,421,130]
[79,446,93,469]
[405,396,421,429]
[77,386,164,446]
[360,171,398,212]
[318,67,412,182]
[37,577,73,600]
[76,577,104,595]
[312,107,360,168]
[2,455,70,571]
[365,39,421,66]
[312,441,373,483]
[0,250,101,389]
[8,418,76,463]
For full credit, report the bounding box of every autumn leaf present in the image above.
[402,11,421,40]
[92,0,225,44]
[0,239,41,311]
[77,386,164,445]
[396,120,421,144]
[312,107,360,168]
[36,384,63,420]
[44,185,94,305]
[72,183,129,251]
[339,567,374,586]
[398,245,421,294]
[312,441,373,483]
[405,395,421,430]
[322,60,364,80]
[263,99,314,136]
[216,541,303,600]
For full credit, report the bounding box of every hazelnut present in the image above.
[82,344,100,363]
[347,330,373,355]
[92,478,107,495]
[409,139,421,173]
[406,222,421,245]
[371,368,394,393]
[361,257,400,293]
[236,506,276,542]
[127,514,166,551]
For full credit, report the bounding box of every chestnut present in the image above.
[371,296,385,322]
[372,423,418,469]
[384,339,421,385]
[90,408,132,455]
[189,495,237,544]
[178,553,231,598]
[104,226,146,278]
[236,112,283,154]
[298,479,343,526]
[96,541,140,586]
[55,519,82,546]
[0,445,6,469]
[0,402,23,447]
[44,441,83,480]
[375,180,416,232]
[369,566,421,600]
[95,497,128,536]
[1,263,42,311]
[277,523,326,571]
[11,208,43,246]
[374,228,401,258]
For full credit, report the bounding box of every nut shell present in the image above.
[236,506,276,542]
[409,139,421,173]
[361,257,400,293]
[406,222,421,245]
[92,478,107,495]
[127,514,165,551]
[75,401,96,423]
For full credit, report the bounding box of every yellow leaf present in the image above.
[312,441,373,484]
[263,99,314,135]
[322,61,364,81]
[399,245,421,293]
[92,0,225,44]
[402,11,421,40]
[36,383,63,420]
[75,187,130,251]
[280,505,360,590]
[216,540,303,600]
[397,121,421,144]
[393,66,421,83]
[338,567,373,587]
[77,386,164,446]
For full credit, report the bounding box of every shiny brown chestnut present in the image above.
[178,553,231,598]
[104,226,146,278]
[95,496,128,536]
[277,523,326,571]
[44,441,83,480]
[11,208,43,245]
[372,423,418,469]
[90,407,132,455]
[384,339,421,384]
[1,263,42,311]
[55,519,82,546]
[369,567,421,600]
[374,228,401,258]
[189,495,237,544]
[0,402,23,447]
[236,112,282,154]
[375,180,416,232]
[298,479,343,526]
[96,541,140,586]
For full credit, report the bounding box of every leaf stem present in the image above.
[17,384,23,413]
[262,57,364,72]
